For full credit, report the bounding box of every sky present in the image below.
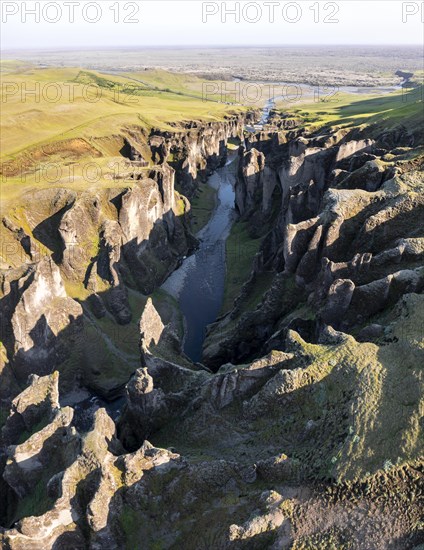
[1,0,423,50]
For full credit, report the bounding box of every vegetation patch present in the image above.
[189,183,217,232]
[10,477,55,525]
[222,219,265,313]
[281,86,423,140]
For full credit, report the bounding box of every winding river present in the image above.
[161,80,402,362]
[161,154,238,362]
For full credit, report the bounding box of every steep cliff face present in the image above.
[235,148,279,226]
[1,104,423,550]
[149,116,244,196]
[0,178,189,400]
[203,121,424,368]
[0,257,83,388]
[58,165,192,297]
[0,116,247,406]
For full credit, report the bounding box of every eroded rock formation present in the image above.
[0,110,423,549]
[203,120,424,368]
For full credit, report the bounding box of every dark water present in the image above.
[161,155,237,362]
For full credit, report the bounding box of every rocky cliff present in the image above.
[0,107,423,549]
[0,116,244,403]
[203,119,424,369]
[149,116,244,196]
[0,290,422,548]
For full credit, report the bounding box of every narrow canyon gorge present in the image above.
[0,101,423,549]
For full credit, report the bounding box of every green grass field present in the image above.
[0,63,248,210]
[278,84,423,136]
[1,66,245,159]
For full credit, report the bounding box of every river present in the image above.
[161,154,238,362]
[60,154,237,415]
[161,78,403,361]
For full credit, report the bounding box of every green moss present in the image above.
[174,194,186,217]
[118,500,170,550]
[189,183,217,232]
[292,527,352,549]
[95,294,145,358]
[248,295,424,483]
[59,321,137,396]
[222,219,265,313]
[237,272,276,316]
[119,505,141,550]
[11,478,55,524]
[227,137,241,151]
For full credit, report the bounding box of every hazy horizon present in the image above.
[2,43,423,53]
[1,1,423,50]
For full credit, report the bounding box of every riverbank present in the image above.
[221,220,264,314]
[189,183,218,233]
[161,154,238,362]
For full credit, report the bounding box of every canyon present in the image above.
[0,74,423,549]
